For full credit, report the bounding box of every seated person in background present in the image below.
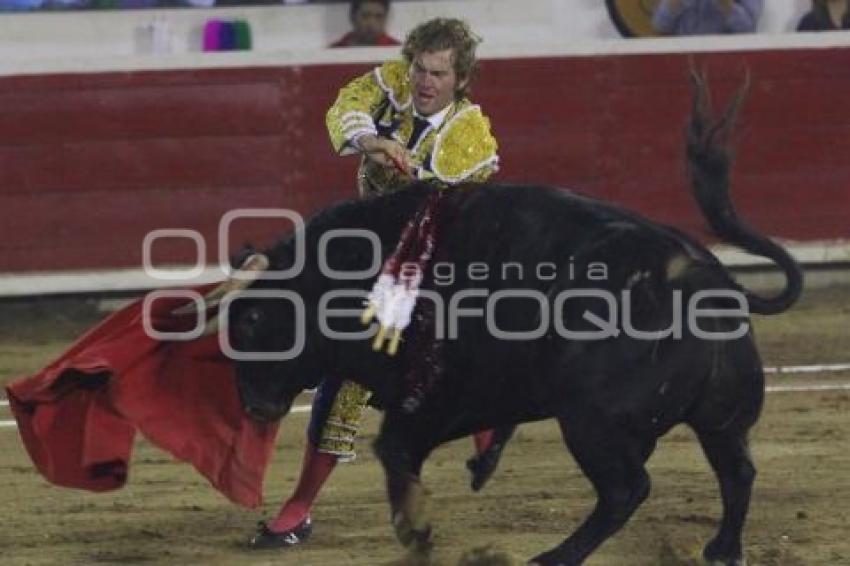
[331,0,400,47]
[798,0,850,30]
[652,0,763,35]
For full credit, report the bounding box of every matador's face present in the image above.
[410,48,468,116]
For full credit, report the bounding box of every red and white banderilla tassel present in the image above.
[361,189,442,355]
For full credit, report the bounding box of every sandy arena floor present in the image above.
[0,285,848,565]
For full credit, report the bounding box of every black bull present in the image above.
[211,77,802,565]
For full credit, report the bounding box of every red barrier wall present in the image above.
[1,47,848,274]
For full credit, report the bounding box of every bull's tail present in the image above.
[686,69,803,315]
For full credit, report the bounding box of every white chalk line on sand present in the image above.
[766,383,850,393]
[0,399,313,428]
[2,363,850,429]
[1,383,850,429]
[764,363,850,374]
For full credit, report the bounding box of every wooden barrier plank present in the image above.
[1,48,848,274]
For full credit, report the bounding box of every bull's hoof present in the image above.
[248,517,312,549]
[392,477,432,552]
[392,511,433,553]
[703,539,745,565]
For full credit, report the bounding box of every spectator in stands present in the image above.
[798,0,850,30]
[331,0,400,47]
[652,0,763,35]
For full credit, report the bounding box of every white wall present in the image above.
[0,0,818,66]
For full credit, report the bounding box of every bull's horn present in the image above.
[198,311,221,337]
[194,253,270,335]
[171,253,270,316]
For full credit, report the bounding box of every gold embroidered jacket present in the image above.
[326,60,500,195]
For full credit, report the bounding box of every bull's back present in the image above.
[434,184,744,426]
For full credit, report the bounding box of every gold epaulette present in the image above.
[431,104,499,184]
[374,60,412,111]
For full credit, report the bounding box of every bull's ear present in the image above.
[231,243,258,269]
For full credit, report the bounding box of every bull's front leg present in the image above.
[373,416,434,555]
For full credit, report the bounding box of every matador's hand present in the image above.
[356,135,416,177]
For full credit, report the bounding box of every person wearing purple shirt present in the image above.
[652,0,763,35]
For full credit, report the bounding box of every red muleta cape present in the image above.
[4,286,279,508]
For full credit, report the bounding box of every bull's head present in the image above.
[181,251,321,423]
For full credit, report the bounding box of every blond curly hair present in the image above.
[402,18,482,99]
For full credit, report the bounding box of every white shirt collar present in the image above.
[414,103,452,130]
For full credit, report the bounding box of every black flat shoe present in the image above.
[467,425,516,492]
[248,517,313,549]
